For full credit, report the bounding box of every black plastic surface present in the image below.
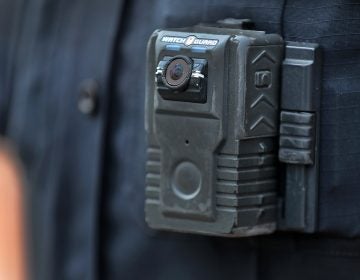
[145,23,322,237]
[278,42,322,232]
[145,22,283,236]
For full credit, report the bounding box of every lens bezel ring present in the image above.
[162,56,193,91]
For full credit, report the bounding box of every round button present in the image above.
[171,161,201,200]
[78,79,99,116]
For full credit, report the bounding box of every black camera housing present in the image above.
[145,20,321,237]
[145,21,283,237]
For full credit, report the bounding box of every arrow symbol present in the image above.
[250,94,276,109]
[252,50,276,64]
[250,116,275,131]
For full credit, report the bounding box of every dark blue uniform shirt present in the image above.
[1,0,360,279]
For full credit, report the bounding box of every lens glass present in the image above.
[165,57,192,90]
[169,63,184,80]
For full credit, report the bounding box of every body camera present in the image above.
[145,20,283,236]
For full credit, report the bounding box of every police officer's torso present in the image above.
[1,0,360,279]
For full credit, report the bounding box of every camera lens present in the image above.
[164,56,193,91]
[169,63,184,80]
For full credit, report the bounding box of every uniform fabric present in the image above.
[1,0,360,279]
